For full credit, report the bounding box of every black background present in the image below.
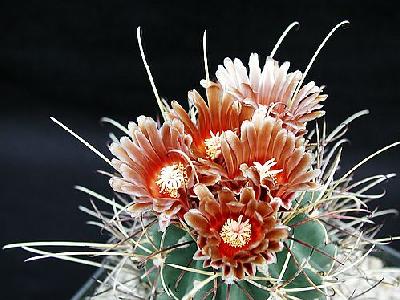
[1,1,399,299]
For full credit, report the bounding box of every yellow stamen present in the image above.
[204,132,222,160]
[220,215,252,248]
[155,162,187,198]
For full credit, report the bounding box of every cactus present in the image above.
[4,22,399,300]
[133,191,337,300]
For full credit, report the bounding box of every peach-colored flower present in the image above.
[221,108,320,208]
[170,81,254,161]
[216,54,327,133]
[184,184,288,281]
[109,116,194,230]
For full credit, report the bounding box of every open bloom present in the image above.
[216,54,327,133]
[221,108,320,208]
[184,184,288,280]
[170,81,254,161]
[109,116,194,230]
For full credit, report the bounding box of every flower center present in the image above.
[204,132,222,160]
[220,215,252,248]
[155,162,187,198]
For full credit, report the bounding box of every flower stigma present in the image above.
[155,162,187,198]
[220,215,252,248]
[254,159,283,186]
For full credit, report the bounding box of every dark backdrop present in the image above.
[1,1,399,299]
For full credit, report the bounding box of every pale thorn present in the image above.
[100,117,130,135]
[270,21,300,58]
[203,30,210,83]
[136,26,167,120]
[341,142,400,181]
[289,20,349,108]
[224,275,235,285]
[50,117,112,167]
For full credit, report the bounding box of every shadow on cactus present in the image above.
[4,21,400,299]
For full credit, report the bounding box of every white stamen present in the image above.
[168,149,199,184]
[155,163,187,198]
[220,215,252,248]
[204,132,222,160]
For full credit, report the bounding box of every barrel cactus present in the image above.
[135,193,337,300]
[5,21,399,299]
